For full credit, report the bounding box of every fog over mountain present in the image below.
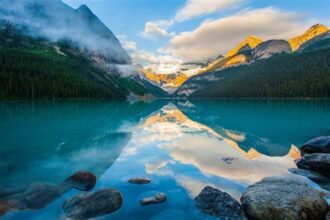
[0,0,131,65]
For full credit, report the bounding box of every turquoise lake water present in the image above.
[1,100,330,219]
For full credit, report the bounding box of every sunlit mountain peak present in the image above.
[289,24,329,51]
[226,35,263,57]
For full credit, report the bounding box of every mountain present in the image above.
[289,24,329,51]
[298,32,330,52]
[226,36,263,57]
[197,36,263,74]
[0,1,168,99]
[252,40,292,60]
[0,0,131,65]
[142,69,188,93]
[175,42,330,98]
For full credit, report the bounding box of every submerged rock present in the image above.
[301,136,330,155]
[296,153,330,177]
[326,211,330,220]
[63,189,122,219]
[23,183,61,209]
[140,193,166,206]
[0,201,12,216]
[240,176,328,220]
[64,171,96,191]
[128,177,151,184]
[0,182,62,214]
[195,186,247,220]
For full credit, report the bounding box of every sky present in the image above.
[63,0,330,73]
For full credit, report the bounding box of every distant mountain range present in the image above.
[145,24,330,97]
[0,0,168,99]
[175,25,330,98]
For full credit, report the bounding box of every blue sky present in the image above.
[63,0,330,72]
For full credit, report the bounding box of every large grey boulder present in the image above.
[63,189,122,219]
[300,136,330,156]
[240,176,328,220]
[195,186,247,220]
[296,153,330,177]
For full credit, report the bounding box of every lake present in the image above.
[1,100,330,219]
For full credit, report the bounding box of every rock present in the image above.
[241,176,328,220]
[64,171,96,191]
[140,193,166,206]
[252,40,292,60]
[288,168,330,182]
[0,182,65,213]
[128,177,151,184]
[296,153,330,177]
[63,189,122,219]
[289,168,330,190]
[301,136,330,155]
[195,186,247,220]
[0,186,25,199]
[0,201,12,216]
[23,183,61,209]
[326,211,330,220]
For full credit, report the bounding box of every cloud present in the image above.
[117,35,137,51]
[163,8,309,61]
[118,35,182,74]
[140,20,175,40]
[175,0,244,22]
[140,0,243,40]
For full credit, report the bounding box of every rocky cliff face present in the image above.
[252,40,292,60]
[0,0,131,65]
[289,24,329,51]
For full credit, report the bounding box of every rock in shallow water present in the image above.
[301,136,330,155]
[140,193,166,206]
[296,153,330,177]
[326,211,330,220]
[23,183,62,209]
[64,171,96,191]
[289,168,330,190]
[195,186,247,220]
[128,177,151,184]
[63,189,122,219]
[288,168,330,182]
[240,176,328,220]
[0,202,12,216]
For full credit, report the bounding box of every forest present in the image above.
[0,22,148,99]
[181,46,330,98]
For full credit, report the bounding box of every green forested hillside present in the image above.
[0,23,164,99]
[176,47,330,98]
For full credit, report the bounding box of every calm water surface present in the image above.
[1,100,330,219]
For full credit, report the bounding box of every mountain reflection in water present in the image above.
[1,100,330,219]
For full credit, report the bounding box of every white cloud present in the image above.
[140,0,243,40]
[140,21,175,40]
[118,35,182,74]
[175,0,244,22]
[163,8,310,61]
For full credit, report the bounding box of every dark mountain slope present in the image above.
[0,23,167,99]
[0,0,131,64]
[175,47,330,98]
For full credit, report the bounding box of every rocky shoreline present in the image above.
[0,136,329,219]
